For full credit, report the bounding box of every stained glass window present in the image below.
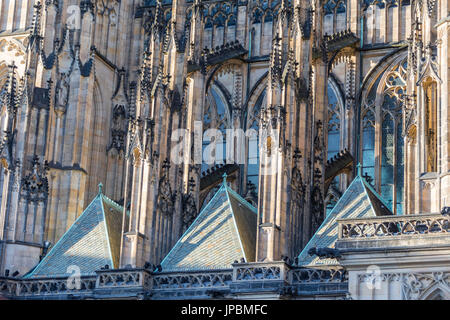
[361,58,406,215]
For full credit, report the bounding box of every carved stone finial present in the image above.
[356,163,362,177]
[222,173,228,184]
[98,182,103,194]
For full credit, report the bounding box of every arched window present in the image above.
[361,57,406,215]
[202,85,231,174]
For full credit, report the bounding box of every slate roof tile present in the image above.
[297,173,393,267]
[26,192,125,278]
[161,181,257,272]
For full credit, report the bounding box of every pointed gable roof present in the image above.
[161,178,257,272]
[26,186,125,278]
[297,169,393,267]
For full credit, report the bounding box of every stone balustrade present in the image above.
[233,262,287,282]
[96,269,152,289]
[152,270,233,290]
[0,275,96,298]
[338,214,450,239]
[290,267,347,284]
[0,263,349,299]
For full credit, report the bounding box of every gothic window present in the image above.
[361,57,406,215]
[327,82,341,161]
[249,0,280,56]
[202,2,237,46]
[323,0,347,35]
[246,89,265,192]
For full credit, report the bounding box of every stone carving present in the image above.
[307,247,342,259]
[109,104,127,153]
[426,0,436,17]
[291,149,305,204]
[291,267,347,283]
[313,120,323,163]
[234,264,283,281]
[311,187,324,232]
[55,73,69,115]
[403,272,449,300]
[21,155,49,202]
[97,269,151,290]
[157,159,176,216]
[182,177,197,229]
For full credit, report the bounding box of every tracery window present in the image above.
[361,58,406,215]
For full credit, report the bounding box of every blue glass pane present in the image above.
[381,116,394,211]
[382,94,399,110]
[380,184,394,209]
[211,88,226,117]
[327,83,338,110]
[396,122,404,215]
[326,82,341,213]
[362,112,375,182]
[327,131,340,160]
[247,175,259,187]
[337,2,346,13]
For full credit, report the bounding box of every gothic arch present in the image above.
[359,47,408,104]
[205,59,244,93]
[85,80,109,201]
[329,47,354,72]
[420,283,450,300]
[244,71,268,126]
[359,49,408,214]
[323,0,347,35]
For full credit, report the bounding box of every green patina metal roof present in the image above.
[161,178,257,272]
[25,188,125,278]
[298,168,393,267]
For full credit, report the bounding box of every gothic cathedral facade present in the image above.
[0,0,449,300]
